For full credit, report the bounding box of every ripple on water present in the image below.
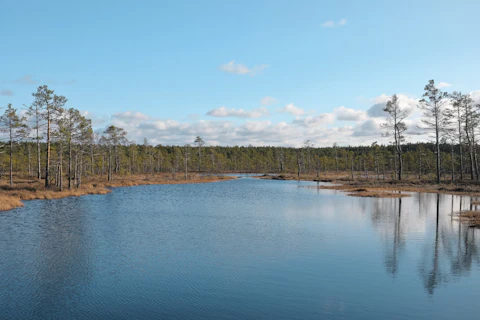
[1,178,480,319]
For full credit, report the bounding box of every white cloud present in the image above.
[81,110,110,126]
[13,75,38,85]
[322,20,335,28]
[292,114,335,127]
[220,61,268,76]
[352,119,382,137]
[469,90,480,105]
[322,18,347,28]
[279,103,305,116]
[112,111,150,122]
[367,94,418,118]
[206,106,269,118]
[0,89,14,96]
[437,82,452,89]
[261,96,278,105]
[84,89,480,148]
[334,106,367,121]
[89,108,411,147]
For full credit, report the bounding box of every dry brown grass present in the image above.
[345,191,409,198]
[0,173,233,212]
[257,172,351,182]
[0,195,25,211]
[316,185,411,198]
[456,210,480,227]
[258,172,480,197]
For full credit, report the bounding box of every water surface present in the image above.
[1,177,479,319]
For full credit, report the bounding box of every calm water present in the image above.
[1,177,480,319]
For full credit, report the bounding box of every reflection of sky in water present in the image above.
[0,178,479,319]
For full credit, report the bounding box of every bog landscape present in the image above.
[1,1,480,319]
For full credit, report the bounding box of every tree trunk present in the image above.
[102,152,105,176]
[418,152,422,179]
[296,152,301,180]
[108,146,112,182]
[474,145,479,180]
[469,147,475,180]
[68,141,72,189]
[36,121,41,180]
[45,109,51,187]
[27,145,31,177]
[184,146,188,180]
[435,126,441,183]
[351,156,354,180]
[382,156,386,180]
[90,144,95,175]
[78,154,82,188]
[9,130,13,187]
[451,144,455,181]
[397,153,402,181]
[59,141,63,191]
[335,152,338,172]
[74,154,78,186]
[459,139,464,180]
[114,144,118,173]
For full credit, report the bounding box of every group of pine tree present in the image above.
[0,80,479,188]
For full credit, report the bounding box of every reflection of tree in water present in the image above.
[418,194,480,295]
[418,194,446,295]
[371,198,405,276]
[372,192,480,295]
[385,198,403,275]
[442,195,480,279]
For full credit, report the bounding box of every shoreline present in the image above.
[0,174,235,212]
[256,173,480,198]
[258,173,480,227]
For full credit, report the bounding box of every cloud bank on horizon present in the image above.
[82,88,480,148]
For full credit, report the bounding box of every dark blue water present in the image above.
[1,177,480,319]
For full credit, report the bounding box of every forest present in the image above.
[1,80,480,189]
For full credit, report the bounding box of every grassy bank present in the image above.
[257,172,480,198]
[0,173,233,212]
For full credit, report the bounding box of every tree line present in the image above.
[382,79,480,183]
[1,80,479,188]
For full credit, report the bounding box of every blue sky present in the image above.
[1,0,480,146]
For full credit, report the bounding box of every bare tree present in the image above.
[461,94,479,179]
[32,85,67,187]
[303,140,313,173]
[381,94,410,180]
[194,136,205,171]
[0,104,28,186]
[184,144,190,180]
[101,125,127,181]
[449,91,466,179]
[333,143,339,172]
[26,102,44,180]
[418,80,450,183]
[58,108,91,188]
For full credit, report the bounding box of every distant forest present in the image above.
[1,80,480,187]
